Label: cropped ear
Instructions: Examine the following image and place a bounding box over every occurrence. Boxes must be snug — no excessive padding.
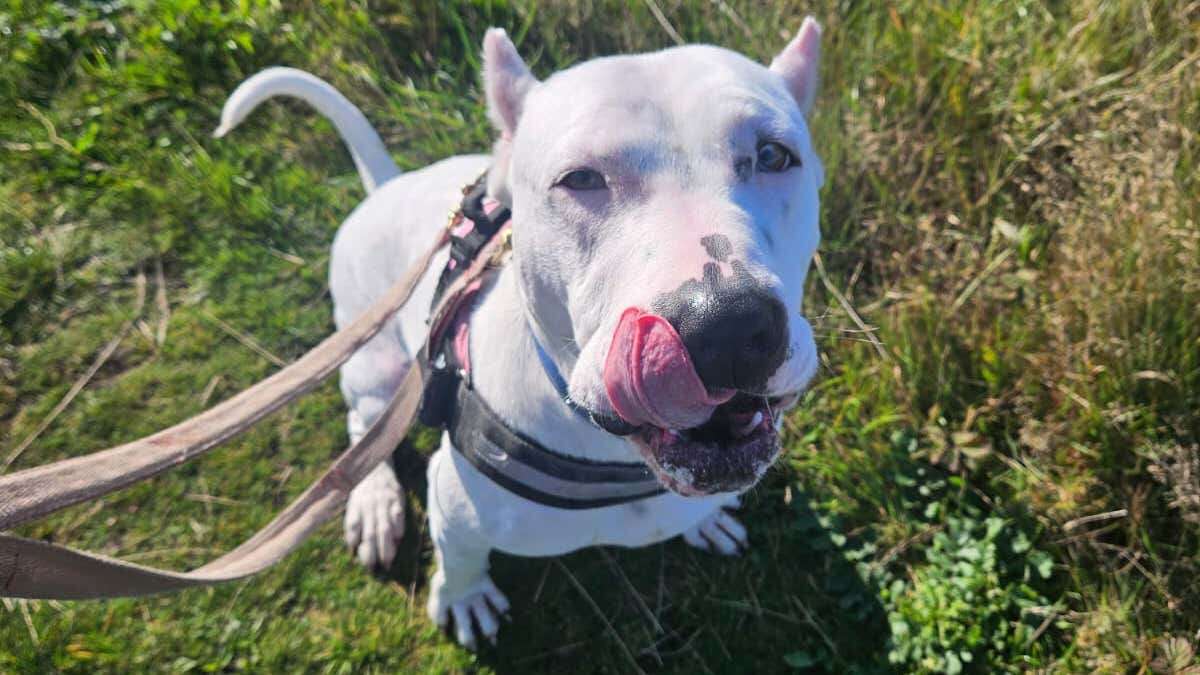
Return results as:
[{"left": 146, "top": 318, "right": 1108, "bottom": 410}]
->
[
  {"left": 769, "top": 17, "right": 821, "bottom": 115},
  {"left": 483, "top": 28, "right": 538, "bottom": 138}
]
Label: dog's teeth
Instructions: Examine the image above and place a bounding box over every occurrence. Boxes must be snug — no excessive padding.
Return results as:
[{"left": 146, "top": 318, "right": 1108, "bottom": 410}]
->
[{"left": 736, "top": 411, "right": 764, "bottom": 437}]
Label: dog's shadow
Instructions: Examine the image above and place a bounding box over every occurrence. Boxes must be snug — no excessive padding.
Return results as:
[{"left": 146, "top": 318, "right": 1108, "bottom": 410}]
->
[{"left": 382, "top": 444, "right": 889, "bottom": 673}]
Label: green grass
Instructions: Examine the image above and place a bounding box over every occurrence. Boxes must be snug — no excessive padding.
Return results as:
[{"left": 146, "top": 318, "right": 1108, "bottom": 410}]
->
[{"left": 2, "top": 1, "right": 1198, "bottom": 672}]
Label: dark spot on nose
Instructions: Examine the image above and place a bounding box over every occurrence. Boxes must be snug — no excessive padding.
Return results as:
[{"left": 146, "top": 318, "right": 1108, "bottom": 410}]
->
[
  {"left": 653, "top": 262, "right": 788, "bottom": 392},
  {"left": 700, "top": 234, "right": 732, "bottom": 262}
]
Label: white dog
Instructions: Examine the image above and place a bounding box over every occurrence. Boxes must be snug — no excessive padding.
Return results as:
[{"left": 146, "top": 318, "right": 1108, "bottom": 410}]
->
[{"left": 216, "top": 17, "right": 822, "bottom": 649}]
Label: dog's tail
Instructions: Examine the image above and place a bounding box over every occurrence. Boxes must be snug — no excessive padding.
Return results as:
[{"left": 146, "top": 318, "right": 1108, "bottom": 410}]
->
[{"left": 214, "top": 67, "right": 401, "bottom": 194}]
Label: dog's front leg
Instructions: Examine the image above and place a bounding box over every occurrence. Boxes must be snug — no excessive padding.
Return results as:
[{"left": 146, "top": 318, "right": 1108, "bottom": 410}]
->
[
  {"left": 338, "top": 332, "right": 415, "bottom": 570},
  {"left": 426, "top": 530, "right": 509, "bottom": 649},
  {"left": 425, "top": 448, "right": 510, "bottom": 649},
  {"left": 343, "top": 396, "right": 405, "bottom": 570}
]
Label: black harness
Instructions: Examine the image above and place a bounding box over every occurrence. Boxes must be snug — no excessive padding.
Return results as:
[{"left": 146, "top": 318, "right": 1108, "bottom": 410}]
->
[{"left": 418, "top": 176, "right": 665, "bottom": 509}]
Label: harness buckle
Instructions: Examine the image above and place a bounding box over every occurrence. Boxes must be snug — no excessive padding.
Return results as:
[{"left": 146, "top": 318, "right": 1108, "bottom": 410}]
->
[{"left": 488, "top": 228, "right": 513, "bottom": 266}]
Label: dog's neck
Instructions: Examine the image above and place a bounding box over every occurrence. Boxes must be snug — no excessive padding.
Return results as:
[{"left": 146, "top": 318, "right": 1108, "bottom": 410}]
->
[{"left": 467, "top": 264, "right": 642, "bottom": 464}]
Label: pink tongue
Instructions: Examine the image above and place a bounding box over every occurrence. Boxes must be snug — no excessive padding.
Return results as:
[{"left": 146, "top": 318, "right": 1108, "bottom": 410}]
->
[{"left": 604, "top": 307, "right": 735, "bottom": 430}]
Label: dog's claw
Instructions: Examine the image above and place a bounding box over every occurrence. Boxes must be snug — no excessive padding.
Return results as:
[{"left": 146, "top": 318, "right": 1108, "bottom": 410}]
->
[
  {"left": 428, "top": 575, "right": 510, "bottom": 650},
  {"left": 683, "top": 498, "right": 748, "bottom": 556}
]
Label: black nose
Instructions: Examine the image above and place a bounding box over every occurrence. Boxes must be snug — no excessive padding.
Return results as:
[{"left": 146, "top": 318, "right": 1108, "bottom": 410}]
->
[{"left": 655, "top": 264, "right": 789, "bottom": 392}]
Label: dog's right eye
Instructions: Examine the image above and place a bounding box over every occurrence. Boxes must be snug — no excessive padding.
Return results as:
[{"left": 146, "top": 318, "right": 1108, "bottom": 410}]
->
[
  {"left": 756, "top": 141, "right": 797, "bottom": 173},
  {"left": 556, "top": 169, "right": 607, "bottom": 191}
]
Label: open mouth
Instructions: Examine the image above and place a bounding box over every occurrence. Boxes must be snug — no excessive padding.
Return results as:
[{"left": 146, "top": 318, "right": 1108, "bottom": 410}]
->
[
  {"left": 628, "top": 392, "right": 793, "bottom": 496},
  {"left": 601, "top": 306, "right": 802, "bottom": 496}
]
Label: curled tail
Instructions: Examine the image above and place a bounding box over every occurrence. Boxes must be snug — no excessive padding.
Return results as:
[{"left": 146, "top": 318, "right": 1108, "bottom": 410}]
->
[{"left": 214, "top": 67, "right": 401, "bottom": 193}]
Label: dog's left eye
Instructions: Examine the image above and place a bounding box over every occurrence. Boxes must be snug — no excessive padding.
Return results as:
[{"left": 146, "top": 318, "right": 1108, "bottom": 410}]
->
[
  {"left": 556, "top": 169, "right": 608, "bottom": 191},
  {"left": 756, "top": 141, "right": 798, "bottom": 173}
]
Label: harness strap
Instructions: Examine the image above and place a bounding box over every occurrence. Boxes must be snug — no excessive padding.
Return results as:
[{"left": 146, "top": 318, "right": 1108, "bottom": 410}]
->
[
  {"left": 420, "top": 177, "right": 511, "bottom": 430},
  {"left": 447, "top": 382, "right": 666, "bottom": 510},
  {"left": 412, "top": 176, "right": 665, "bottom": 509},
  {"left": 432, "top": 175, "right": 510, "bottom": 313}
]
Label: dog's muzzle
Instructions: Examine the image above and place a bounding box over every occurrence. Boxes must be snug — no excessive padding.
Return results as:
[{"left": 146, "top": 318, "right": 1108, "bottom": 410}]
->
[{"left": 601, "top": 293, "right": 792, "bottom": 496}]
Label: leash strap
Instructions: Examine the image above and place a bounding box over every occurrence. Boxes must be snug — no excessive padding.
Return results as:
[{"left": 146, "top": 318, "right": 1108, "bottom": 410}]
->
[
  {"left": 0, "top": 358, "right": 425, "bottom": 599},
  {"left": 0, "top": 217, "right": 511, "bottom": 600},
  {"left": 0, "top": 229, "right": 446, "bottom": 533}
]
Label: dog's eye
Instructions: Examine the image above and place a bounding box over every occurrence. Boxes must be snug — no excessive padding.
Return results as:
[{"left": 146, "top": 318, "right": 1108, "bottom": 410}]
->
[
  {"left": 756, "top": 142, "right": 798, "bottom": 173},
  {"left": 556, "top": 169, "right": 607, "bottom": 191}
]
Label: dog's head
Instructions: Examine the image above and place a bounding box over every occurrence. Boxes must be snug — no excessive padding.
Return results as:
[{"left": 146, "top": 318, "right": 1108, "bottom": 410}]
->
[{"left": 483, "top": 19, "right": 823, "bottom": 497}]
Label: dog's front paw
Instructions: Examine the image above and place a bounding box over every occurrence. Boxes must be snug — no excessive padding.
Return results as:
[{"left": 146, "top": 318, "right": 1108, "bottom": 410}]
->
[
  {"left": 427, "top": 573, "right": 510, "bottom": 650},
  {"left": 682, "top": 496, "right": 748, "bottom": 555},
  {"left": 343, "top": 462, "right": 405, "bottom": 570}
]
